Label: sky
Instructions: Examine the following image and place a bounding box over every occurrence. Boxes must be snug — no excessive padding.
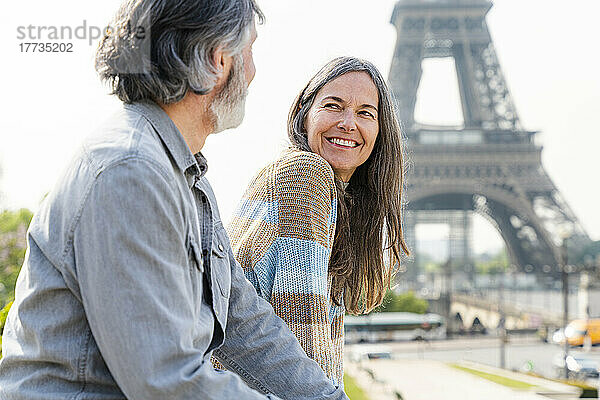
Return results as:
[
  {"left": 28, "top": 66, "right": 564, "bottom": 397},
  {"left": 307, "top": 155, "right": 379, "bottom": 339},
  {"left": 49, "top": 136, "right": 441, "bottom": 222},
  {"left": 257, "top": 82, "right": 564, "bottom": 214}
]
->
[{"left": 1, "top": 0, "right": 599, "bottom": 255}]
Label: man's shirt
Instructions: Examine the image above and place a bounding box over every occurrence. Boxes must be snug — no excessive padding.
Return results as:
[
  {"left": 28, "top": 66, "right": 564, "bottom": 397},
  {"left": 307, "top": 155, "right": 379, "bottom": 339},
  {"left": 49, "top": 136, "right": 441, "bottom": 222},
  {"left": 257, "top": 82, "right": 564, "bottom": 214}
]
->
[{"left": 0, "top": 101, "right": 347, "bottom": 400}]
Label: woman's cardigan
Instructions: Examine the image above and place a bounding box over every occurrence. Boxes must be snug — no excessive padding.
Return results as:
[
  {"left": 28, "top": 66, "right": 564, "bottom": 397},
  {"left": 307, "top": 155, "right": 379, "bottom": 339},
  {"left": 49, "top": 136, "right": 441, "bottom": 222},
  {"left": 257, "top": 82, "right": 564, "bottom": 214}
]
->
[{"left": 227, "top": 150, "right": 345, "bottom": 386}]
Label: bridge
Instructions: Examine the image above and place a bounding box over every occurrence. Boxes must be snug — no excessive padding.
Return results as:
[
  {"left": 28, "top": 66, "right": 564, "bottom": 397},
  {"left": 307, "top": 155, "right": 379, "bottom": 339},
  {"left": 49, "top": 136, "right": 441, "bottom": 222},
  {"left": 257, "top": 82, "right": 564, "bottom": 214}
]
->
[
  {"left": 449, "top": 293, "right": 563, "bottom": 333},
  {"left": 426, "top": 283, "right": 600, "bottom": 333}
]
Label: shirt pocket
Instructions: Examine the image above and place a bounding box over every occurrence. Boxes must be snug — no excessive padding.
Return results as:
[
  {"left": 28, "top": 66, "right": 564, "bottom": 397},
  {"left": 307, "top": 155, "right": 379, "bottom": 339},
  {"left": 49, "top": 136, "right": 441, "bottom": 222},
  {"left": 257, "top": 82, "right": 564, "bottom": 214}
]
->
[
  {"left": 187, "top": 232, "right": 204, "bottom": 311},
  {"left": 210, "top": 225, "right": 231, "bottom": 327},
  {"left": 211, "top": 227, "right": 231, "bottom": 298}
]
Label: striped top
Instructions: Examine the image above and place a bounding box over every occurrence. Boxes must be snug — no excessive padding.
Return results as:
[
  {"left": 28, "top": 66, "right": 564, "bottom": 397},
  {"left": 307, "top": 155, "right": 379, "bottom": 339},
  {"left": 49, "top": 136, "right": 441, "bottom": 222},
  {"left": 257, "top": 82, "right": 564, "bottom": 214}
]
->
[{"left": 227, "top": 149, "right": 345, "bottom": 386}]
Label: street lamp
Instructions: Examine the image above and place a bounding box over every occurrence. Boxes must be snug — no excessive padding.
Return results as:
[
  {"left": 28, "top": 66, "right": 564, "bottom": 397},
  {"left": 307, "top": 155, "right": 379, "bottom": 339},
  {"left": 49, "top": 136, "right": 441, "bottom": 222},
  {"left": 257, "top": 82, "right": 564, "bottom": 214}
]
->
[
  {"left": 561, "top": 234, "right": 570, "bottom": 380},
  {"left": 499, "top": 268, "right": 506, "bottom": 369},
  {"left": 498, "top": 263, "right": 514, "bottom": 370}
]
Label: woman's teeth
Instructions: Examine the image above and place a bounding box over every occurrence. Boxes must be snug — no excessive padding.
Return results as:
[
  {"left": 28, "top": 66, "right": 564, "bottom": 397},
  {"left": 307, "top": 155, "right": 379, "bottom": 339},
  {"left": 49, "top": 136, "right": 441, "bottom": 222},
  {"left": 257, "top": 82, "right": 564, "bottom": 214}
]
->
[{"left": 327, "top": 138, "right": 358, "bottom": 148}]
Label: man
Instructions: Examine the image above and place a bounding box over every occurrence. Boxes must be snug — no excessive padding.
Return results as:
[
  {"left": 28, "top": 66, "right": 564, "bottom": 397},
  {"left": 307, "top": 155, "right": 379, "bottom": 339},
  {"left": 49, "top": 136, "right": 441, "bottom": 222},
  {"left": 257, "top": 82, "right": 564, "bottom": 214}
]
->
[{"left": 0, "top": 1, "right": 349, "bottom": 399}]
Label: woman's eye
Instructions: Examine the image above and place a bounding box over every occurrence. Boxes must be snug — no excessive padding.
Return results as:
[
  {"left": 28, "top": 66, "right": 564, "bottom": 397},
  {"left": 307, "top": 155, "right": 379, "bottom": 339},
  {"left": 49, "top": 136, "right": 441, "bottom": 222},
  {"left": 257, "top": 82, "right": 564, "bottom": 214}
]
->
[
  {"left": 323, "top": 103, "right": 340, "bottom": 110},
  {"left": 359, "top": 110, "right": 375, "bottom": 119}
]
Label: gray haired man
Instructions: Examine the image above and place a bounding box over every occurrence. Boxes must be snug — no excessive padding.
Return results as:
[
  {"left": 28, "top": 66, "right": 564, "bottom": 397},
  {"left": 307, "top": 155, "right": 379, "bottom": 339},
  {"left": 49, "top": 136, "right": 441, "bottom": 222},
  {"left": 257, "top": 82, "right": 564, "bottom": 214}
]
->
[{"left": 0, "top": 1, "right": 349, "bottom": 399}]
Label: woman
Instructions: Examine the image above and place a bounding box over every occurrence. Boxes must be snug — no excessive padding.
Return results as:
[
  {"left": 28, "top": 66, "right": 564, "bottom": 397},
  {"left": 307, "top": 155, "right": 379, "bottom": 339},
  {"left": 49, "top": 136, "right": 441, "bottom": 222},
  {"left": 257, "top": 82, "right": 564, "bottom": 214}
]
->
[{"left": 226, "top": 56, "right": 409, "bottom": 384}]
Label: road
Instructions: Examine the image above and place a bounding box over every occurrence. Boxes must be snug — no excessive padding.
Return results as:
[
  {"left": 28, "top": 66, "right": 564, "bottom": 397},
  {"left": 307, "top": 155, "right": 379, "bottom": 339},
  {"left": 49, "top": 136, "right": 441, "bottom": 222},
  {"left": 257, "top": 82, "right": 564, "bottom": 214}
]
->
[{"left": 346, "top": 336, "right": 600, "bottom": 387}]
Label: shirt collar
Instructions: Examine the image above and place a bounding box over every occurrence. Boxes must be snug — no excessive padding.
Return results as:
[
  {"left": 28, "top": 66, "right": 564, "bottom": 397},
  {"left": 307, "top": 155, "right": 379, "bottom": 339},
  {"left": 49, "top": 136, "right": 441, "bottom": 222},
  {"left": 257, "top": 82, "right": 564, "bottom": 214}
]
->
[{"left": 124, "top": 101, "right": 208, "bottom": 185}]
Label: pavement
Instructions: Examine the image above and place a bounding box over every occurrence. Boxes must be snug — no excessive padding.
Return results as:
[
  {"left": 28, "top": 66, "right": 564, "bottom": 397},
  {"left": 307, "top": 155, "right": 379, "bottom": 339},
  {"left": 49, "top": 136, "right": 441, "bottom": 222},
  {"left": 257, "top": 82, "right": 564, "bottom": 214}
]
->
[
  {"left": 346, "top": 337, "right": 600, "bottom": 388},
  {"left": 345, "top": 358, "right": 584, "bottom": 400}
]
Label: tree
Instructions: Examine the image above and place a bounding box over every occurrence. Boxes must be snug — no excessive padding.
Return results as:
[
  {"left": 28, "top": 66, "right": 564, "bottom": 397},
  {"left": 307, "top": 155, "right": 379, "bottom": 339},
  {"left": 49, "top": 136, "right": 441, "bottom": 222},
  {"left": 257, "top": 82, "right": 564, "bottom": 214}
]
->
[
  {"left": 374, "top": 290, "right": 429, "bottom": 314},
  {"left": 0, "top": 208, "right": 33, "bottom": 309},
  {"left": 0, "top": 300, "right": 12, "bottom": 357},
  {"left": 573, "top": 240, "right": 600, "bottom": 267},
  {"left": 0, "top": 208, "right": 32, "bottom": 358},
  {"left": 416, "top": 251, "right": 442, "bottom": 274},
  {"left": 475, "top": 248, "right": 509, "bottom": 275}
]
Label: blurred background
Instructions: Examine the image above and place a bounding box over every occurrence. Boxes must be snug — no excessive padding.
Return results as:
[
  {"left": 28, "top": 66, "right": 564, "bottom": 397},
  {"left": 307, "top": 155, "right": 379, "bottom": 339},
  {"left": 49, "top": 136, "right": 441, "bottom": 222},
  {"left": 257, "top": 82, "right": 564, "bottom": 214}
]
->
[{"left": 1, "top": 0, "right": 599, "bottom": 398}]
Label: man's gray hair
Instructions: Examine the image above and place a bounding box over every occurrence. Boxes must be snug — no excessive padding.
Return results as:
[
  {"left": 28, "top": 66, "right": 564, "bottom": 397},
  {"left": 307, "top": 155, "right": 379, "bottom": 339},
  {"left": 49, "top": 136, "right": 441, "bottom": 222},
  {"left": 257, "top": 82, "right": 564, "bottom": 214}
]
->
[{"left": 95, "top": 0, "right": 264, "bottom": 104}]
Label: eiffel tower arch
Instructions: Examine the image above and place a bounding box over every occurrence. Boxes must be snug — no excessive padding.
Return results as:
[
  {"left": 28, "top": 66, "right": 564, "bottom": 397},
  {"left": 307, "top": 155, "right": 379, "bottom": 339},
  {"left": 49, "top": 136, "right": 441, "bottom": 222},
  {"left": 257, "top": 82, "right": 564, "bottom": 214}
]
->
[{"left": 388, "top": 0, "right": 589, "bottom": 276}]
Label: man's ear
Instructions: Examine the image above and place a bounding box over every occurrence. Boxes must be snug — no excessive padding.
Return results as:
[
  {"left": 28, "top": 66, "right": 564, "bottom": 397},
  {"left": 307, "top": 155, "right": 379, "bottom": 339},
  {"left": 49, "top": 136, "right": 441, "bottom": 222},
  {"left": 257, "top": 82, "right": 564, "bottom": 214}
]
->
[{"left": 211, "top": 46, "right": 233, "bottom": 90}]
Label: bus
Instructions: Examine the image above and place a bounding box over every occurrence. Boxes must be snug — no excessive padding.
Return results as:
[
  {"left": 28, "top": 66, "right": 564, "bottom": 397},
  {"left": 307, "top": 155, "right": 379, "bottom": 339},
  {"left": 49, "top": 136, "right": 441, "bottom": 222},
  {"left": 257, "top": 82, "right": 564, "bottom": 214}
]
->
[{"left": 344, "top": 312, "right": 446, "bottom": 343}]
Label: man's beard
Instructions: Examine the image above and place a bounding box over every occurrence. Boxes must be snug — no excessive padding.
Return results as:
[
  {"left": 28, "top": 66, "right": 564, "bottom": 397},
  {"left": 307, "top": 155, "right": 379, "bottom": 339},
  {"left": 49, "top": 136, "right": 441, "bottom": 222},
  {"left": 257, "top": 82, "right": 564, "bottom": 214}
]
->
[{"left": 210, "top": 55, "right": 247, "bottom": 134}]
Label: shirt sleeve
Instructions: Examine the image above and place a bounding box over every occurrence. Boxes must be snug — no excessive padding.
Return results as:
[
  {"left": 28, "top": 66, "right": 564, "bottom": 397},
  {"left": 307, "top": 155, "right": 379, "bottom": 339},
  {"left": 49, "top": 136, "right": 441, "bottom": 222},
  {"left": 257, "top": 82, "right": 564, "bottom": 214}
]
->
[
  {"left": 270, "top": 152, "right": 342, "bottom": 385},
  {"left": 73, "top": 158, "right": 276, "bottom": 400}
]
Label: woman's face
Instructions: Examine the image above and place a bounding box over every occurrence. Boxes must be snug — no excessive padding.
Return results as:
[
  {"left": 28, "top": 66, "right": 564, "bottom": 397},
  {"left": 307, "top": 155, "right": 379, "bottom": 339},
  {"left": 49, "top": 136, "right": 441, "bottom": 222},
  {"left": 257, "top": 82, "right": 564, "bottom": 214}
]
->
[{"left": 305, "top": 71, "right": 379, "bottom": 182}]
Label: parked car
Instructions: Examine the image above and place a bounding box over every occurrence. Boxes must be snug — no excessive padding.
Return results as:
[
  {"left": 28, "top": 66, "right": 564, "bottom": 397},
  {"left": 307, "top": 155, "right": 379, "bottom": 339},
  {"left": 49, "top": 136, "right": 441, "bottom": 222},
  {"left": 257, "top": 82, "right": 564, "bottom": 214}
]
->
[
  {"left": 348, "top": 345, "right": 393, "bottom": 362},
  {"left": 552, "top": 352, "right": 600, "bottom": 380},
  {"left": 554, "top": 319, "right": 600, "bottom": 347}
]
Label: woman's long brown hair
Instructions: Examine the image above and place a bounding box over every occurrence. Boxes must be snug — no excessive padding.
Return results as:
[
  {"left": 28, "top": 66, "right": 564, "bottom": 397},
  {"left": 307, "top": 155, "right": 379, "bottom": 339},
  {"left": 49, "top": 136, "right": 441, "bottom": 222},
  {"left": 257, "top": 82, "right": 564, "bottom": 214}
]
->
[{"left": 288, "top": 56, "right": 410, "bottom": 314}]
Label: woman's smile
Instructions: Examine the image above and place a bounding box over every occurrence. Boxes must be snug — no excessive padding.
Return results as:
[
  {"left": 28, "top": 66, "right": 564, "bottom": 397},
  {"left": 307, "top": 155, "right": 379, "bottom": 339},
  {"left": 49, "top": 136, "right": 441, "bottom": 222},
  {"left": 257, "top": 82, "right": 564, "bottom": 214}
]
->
[{"left": 324, "top": 137, "right": 360, "bottom": 148}]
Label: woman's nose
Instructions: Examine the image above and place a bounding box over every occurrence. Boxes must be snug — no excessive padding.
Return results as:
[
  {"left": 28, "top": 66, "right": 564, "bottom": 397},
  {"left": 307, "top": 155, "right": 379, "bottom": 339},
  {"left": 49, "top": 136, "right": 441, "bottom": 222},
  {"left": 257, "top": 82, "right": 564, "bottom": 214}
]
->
[{"left": 337, "top": 110, "right": 357, "bottom": 132}]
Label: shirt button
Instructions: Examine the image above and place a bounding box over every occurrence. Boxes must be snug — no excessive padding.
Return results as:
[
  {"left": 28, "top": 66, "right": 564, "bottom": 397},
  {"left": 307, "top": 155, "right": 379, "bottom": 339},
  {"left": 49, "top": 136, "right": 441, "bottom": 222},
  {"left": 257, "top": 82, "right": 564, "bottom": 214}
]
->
[
  {"left": 215, "top": 310, "right": 219, "bottom": 316},
  {"left": 218, "top": 244, "right": 224, "bottom": 252}
]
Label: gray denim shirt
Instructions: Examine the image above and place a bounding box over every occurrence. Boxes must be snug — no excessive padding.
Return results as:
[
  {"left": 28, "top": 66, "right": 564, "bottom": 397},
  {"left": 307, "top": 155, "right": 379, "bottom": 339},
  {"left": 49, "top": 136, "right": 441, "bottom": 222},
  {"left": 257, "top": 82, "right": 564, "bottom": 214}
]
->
[{"left": 0, "top": 101, "right": 348, "bottom": 400}]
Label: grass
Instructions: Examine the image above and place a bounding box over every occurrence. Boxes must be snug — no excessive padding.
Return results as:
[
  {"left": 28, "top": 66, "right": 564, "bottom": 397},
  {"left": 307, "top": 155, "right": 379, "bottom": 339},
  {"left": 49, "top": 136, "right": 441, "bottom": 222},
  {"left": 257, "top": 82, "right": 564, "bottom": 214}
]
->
[
  {"left": 525, "top": 371, "right": 598, "bottom": 398},
  {"left": 450, "top": 364, "right": 537, "bottom": 390},
  {"left": 344, "top": 373, "right": 370, "bottom": 400}
]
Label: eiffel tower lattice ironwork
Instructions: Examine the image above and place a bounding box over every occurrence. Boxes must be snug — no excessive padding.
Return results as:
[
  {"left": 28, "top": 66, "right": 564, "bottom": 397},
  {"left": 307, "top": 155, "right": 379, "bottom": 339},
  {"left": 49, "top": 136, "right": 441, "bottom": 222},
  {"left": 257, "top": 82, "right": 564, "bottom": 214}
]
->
[{"left": 388, "top": 0, "right": 589, "bottom": 275}]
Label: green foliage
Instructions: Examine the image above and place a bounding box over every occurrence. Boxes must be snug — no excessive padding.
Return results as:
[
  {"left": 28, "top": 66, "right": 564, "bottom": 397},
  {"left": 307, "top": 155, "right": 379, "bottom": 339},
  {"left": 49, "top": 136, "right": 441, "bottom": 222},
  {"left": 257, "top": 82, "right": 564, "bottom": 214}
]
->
[
  {"left": 0, "top": 209, "right": 33, "bottom": 234},
  {"left": 0, "top": 209, "right": 33, "bottom": 309},
  {"left": 475, "top": 248, "right": 509, "bottom": 275},
  {"left": 0, "top": 301, "right": 11, "bottom": 333},
  {"left": 423, "top": 261, "right": 441, "bottom": 273},
  {"left": 416, "top": 252, "right": 442, "bottom": 273},
  {"left": 0, "top": 301, "right": 13, "bottom": 358},
  {"left": 374, "top": 290, "right": 428, "bottom": 314},
  {"left": 343, "top": 373, "right": 370, "bottom": 400},
  {"left": 572, "top": 240, "right": 600, "bottom": 266}
]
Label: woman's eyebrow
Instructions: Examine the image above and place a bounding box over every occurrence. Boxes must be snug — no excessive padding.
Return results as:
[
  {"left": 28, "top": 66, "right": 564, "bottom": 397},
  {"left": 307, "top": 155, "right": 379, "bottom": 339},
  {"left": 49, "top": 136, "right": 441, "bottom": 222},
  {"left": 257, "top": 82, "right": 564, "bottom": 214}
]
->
[
  {"left": 321, "top": 96, "right": 378, "bottom": 112},
  {"left": 322, "top": 96, "right": 344, "bottom": 103},
  {"left": 361, "top": 104, "right": 378, "bottom": 112}
]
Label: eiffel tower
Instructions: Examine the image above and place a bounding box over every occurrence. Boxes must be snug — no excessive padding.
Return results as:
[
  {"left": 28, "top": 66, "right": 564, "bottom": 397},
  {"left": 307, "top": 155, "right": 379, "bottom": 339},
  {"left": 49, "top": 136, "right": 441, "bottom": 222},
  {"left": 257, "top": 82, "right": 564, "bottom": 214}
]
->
[{"left": 388, "top": 0, "right": 589, "bottom": 277}]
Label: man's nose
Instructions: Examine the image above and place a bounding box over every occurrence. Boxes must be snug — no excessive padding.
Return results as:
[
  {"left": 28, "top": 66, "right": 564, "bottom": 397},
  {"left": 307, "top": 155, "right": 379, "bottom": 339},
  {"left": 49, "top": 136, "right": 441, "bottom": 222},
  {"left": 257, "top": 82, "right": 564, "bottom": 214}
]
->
[{"left": 337, "top": 110, "right": 357, "bottom": 132}]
